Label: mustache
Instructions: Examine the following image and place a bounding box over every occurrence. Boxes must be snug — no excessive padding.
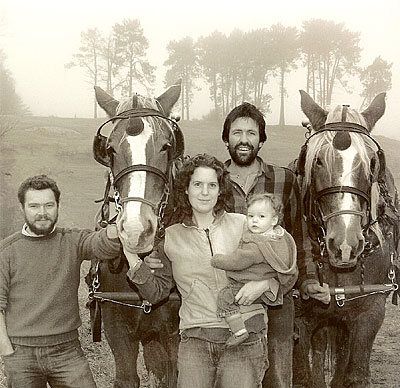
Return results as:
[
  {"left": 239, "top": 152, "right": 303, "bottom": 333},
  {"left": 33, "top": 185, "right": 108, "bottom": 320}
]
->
[{"left": 35, "top": 216, "right": 51, "bottom": 221}]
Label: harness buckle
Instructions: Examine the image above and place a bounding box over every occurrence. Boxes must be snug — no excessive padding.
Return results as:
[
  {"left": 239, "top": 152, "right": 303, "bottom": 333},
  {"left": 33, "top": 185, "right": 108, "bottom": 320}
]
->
[{"left": 335, "top": 291, "right": 346, "bottom": 307}]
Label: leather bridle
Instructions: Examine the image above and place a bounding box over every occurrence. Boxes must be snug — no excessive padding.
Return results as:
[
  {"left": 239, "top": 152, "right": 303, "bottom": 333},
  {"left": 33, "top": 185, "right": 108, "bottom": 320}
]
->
[
  {"left": 302, "top": 122, "right": 384, "bottom": 236},
  {"left": 94, "top": 107, "right": 182, "bottom": 229}
]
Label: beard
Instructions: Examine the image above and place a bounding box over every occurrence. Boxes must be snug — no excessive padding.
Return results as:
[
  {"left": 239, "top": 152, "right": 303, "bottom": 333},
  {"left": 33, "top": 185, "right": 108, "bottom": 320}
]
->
[
  {"left": 228, "top": 142, "right": 259, "bottom": 166},
  {"left": 25, "top": 214, "right": 58, "bottom": 236}
]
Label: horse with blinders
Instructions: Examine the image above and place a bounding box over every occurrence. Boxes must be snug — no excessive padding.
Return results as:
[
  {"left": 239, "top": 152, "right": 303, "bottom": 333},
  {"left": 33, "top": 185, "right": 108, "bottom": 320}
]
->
[
  {"left": 87, "top": 81, "right": 183, "bottom": 388},
  {"left": 293, "top": 90, "right": 399, "bottom": 388}
]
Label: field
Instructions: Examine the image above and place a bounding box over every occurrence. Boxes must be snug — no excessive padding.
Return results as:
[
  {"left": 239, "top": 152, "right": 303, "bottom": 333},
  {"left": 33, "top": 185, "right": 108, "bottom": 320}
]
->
[{"left": 0, "top": 115, "right": 399, "bottom": 387}]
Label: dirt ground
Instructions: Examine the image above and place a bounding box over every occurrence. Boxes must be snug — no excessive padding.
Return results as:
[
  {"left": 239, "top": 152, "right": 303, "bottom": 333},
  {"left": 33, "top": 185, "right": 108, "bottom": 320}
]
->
[{"left": 0, "top": 117, "right": 399, "bottom": 387}]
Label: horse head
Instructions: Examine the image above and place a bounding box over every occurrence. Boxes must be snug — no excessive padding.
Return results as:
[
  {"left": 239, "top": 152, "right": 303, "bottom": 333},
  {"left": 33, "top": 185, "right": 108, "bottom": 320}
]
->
[
  {"left": 94, "top": 81, "right": 183, "bottom": 254},
  {"left": 299, "top": 90, "right": 386, "bottom": 268}
]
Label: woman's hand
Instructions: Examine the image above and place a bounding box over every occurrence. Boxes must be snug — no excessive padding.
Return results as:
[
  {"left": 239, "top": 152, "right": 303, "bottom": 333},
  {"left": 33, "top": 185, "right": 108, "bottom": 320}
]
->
[{"left": 235, "top": 280, "right": 270, "bottom": 306}]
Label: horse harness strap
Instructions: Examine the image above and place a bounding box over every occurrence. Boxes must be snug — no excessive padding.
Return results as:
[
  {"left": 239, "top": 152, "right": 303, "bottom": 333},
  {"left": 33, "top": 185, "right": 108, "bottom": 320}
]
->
[
  {"left": 301, "top": 121, "right": 386, "bottom": 238},
  {"left": 94, "top": 107, "right": 179, "bottom": 228},
  {"left": 95, "top": 108, "right": 180, "bottom": 136}
]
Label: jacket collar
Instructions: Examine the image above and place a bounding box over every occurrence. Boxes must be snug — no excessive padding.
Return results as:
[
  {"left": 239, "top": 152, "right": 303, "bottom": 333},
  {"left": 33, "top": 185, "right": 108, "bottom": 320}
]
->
[{"left": 181, "top": 209, "right": 226, "bottom": 229}]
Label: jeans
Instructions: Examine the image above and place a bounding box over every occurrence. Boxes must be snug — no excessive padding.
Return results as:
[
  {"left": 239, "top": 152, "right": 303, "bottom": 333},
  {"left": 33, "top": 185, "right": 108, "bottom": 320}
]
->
[
  {"left": 263, "top": 293, "right": 294, "bottom": 388},
  {"left": 2, "top": 339, "right": 96, "bottom": 388},
  {"left": 177, "top": 333, "right": 268, "bottom": 388}
]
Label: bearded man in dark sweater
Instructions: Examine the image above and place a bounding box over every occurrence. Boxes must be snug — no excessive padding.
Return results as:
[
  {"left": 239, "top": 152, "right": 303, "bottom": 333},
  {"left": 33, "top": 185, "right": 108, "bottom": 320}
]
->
[{"left": 0, "top": 175, "right": 120, "bottom": 387}]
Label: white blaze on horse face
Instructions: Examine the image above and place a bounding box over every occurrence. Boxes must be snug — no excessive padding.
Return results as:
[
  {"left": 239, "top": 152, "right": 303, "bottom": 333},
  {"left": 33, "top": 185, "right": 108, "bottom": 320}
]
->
[
  {"left": 121, "top": 119, "right": 154, "bottom": 248},
  {"left": 338, "top": 146, "right": 358, "bottom": 228},
  {"left": 338, "top": 146, "right": 358, "bottom": 259}
]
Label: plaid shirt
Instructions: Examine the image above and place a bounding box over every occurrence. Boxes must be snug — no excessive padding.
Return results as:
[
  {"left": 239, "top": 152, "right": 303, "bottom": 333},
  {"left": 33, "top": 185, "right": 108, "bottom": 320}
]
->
[{"left": 225, "top": 157, "right": 316, "bottom": 285}]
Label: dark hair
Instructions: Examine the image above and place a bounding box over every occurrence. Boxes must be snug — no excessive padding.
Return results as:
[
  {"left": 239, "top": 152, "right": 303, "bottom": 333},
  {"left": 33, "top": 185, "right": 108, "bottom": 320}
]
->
[
  {"left": 222, "top": 102, "right": 267, "bottom": 143},
  {"left": 246, "top": 193, "right": 283, "bottom": 224},
  {"left": 174, "top": 154, "right": 231, "bottom": 217},
  {"left": 17, "top": 175, "right": 61, "bottom": 205}
]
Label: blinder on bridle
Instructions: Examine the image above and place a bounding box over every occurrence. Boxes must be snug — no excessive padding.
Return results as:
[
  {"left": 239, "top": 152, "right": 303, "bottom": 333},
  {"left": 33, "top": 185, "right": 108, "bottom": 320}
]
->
[{"left": 297, "top": 110, "right": 387, "bottom": 237}]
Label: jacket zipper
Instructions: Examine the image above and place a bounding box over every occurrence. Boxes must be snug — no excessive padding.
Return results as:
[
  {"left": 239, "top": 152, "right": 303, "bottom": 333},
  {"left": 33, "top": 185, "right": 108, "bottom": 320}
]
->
[{"left": 204, "top": 228, "right": 214, "bottom": 256}]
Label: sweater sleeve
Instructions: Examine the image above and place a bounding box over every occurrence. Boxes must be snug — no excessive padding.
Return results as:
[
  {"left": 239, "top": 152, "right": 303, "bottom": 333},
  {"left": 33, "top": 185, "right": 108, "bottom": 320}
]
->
[
  {"left": 0, "top": 248, "right": 10, "bottom": 311},
  {"left": 126, "top": 242, "right": 175, "bottom": 305},
  {"left": 77, "top": 228, "right": 121, "bottom": 261}
]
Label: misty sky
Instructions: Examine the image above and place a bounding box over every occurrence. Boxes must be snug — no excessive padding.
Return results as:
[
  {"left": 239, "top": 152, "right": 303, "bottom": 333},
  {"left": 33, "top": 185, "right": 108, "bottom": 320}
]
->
[{"left": 2, "top": 0, "right": 400, "bottom": 140}]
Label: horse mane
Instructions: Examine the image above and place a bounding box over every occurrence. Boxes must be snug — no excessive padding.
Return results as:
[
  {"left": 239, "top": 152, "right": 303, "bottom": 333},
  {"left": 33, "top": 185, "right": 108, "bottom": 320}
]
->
[{"left": 303, "top": 105, "right": 384, "bottom": 241}]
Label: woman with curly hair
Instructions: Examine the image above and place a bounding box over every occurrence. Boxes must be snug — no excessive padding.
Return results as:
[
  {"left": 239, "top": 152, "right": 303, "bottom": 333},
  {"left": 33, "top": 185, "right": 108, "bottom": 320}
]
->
[{"left": 124, "top": 154, "right": 269, "bottom": 388}]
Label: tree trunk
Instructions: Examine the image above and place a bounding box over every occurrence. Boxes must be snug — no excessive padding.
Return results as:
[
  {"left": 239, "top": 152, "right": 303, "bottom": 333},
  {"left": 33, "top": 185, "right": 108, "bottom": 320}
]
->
[
  {"left": 327, "top": 56, "right": 340, "bottom": 106},
  {"left": 94, "top": 72, "right": 98, "bottom": 118},
  {"left": 306, "top": 53, "right": 310, "bottom": 94},
  {"left": 213, "top": 72, "right": 218, "bottom": 118},
  {"left": 181, "top": 85, "right": 185, "bottom": 120},
  {"left": 278, "top": 67, "right": 285, "bottom": 128},
  {"left": 185, "top": 79, "right": 190, "bottom": 120}
]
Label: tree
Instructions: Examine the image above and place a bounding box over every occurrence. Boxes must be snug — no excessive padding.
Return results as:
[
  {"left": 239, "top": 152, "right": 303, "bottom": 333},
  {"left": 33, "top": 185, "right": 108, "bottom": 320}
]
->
[
  {"left": 197, "top": 31, "right": 227, "bottom": 119},
  {"left": 360, "top": 56, "right": 392, "bottom": 109},
  {"left": 300, "top": 19, "right": 361, "bottom": 107},
  {"left": 268, "top": 24, "right": 299, "bottom": 127},
  {"left": 66, "top": 28, "right": 103, "bottom": 118},
  {"left": 113, "top": 19, "right": 155, "bottom": 96},
  {"left": 164, "top": 37, "right": 199, "bottom": 120},
  {"left": 99, "top": 32, "right": 124, "bottom": 95}
]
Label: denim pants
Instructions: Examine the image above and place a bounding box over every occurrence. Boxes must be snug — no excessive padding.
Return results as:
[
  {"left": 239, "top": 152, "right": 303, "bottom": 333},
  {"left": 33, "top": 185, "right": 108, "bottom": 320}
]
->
[
  {"left": 177, "top": 333, "right": 268, "bottom": 388},
  {"left": 263, "top": 293, "right": 294, "bottom": 388},
  {"left": 2, "top": 339, "right": 96, "bottom": 388}
]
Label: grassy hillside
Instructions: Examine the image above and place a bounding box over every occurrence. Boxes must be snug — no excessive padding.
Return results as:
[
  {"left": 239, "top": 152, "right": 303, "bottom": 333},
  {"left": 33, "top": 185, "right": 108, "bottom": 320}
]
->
[
  {"left": 0, "top": 116, "right": 399, "bottom": 387},
  {"left": 1, "top": 116, "right": 399, "bottom": 238}
]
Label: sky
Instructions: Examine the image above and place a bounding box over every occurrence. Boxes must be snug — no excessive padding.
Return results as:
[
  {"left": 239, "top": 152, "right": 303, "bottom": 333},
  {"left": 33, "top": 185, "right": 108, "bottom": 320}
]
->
[{"left": 2, "top": 0, "right": 400, "bottom": 140}]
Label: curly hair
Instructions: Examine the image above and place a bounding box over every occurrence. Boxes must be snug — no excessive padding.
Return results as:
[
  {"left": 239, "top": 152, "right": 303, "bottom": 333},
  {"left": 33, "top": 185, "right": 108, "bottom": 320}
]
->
[
  {"left": 174, "top": 154, "right": 232, "bottom": 217},
  {"left": 18, "top": 174, "right": 61, "bottom": 205},
  {"left": 246, "top": 193, "right": 284, "bottom": 224},
  {"left": 222, "top": 102, "right": 267, "bottom": 143}
]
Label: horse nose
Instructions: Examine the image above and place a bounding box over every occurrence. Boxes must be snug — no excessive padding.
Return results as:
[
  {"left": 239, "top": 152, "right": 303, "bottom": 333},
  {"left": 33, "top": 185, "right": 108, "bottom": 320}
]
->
[
  {"left": 118, "top": 207, "right": 157, "bottom": 252},
  {"left": 326, "top": 229, "right": 365, "bottom": 265}
]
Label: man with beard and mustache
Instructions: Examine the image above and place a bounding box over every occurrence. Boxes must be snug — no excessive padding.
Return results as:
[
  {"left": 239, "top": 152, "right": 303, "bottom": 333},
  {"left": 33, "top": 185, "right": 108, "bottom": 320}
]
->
[
  {"left": 0, "top": 175, "right": 120, "bottom": 387},
  {"left": 222, "top": 102, "right": 330, "bottom": 388}
]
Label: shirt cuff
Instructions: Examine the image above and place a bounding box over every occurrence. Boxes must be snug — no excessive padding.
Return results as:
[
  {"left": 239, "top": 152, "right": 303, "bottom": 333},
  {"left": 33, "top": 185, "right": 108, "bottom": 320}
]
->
[{"left": 127, "top": 262, "right": 153, "bottom": 284}]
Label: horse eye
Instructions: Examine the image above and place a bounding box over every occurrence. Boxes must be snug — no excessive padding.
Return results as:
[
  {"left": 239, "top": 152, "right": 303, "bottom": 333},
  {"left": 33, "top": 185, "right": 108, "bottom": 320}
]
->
[
  {"left": 315, "top": 158, "right": 323, "bottom": 167},
  {"left": 161, "top": 143, "right": 172, "bottom": 152}
]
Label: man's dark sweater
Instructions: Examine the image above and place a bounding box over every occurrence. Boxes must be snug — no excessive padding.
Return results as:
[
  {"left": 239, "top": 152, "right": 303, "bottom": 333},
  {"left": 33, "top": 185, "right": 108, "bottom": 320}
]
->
[{"left": 0, "top": 227, "right": 120, "bottom": 346}]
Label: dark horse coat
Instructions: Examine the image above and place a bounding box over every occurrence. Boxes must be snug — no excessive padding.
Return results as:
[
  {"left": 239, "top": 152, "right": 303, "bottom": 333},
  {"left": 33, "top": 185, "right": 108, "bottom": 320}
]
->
[{"left": 292, "top": 91, "right": 399, "bottom": 388}]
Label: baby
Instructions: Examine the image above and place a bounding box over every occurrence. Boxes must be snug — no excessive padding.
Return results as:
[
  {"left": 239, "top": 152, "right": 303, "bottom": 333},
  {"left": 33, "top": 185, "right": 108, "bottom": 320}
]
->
[{"left": 211, "top": 193, "right": 298, "bottom": 347}]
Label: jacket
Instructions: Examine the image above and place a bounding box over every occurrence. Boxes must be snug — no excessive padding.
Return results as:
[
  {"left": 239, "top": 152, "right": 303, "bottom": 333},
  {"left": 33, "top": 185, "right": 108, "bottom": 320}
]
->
[{"left": 128, "top": 211, "right": 266, "bottom": 331}]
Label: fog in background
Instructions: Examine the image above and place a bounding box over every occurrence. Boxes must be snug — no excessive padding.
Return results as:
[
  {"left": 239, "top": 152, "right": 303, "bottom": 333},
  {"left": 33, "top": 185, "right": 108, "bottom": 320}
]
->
[{"left": 2, "top": 0, "right": 400, "bottom": 140}]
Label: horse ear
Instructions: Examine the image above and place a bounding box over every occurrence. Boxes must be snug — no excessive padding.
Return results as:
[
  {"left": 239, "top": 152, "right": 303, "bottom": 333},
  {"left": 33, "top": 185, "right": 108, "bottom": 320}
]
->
[
  {"left": 299, "top": 90, "right": 328, "bottom": 130},
  {"left": 156, "top": 79, "right": 182, "bottom": 116},
  {"left": 94, "top": 86, "right": 119, "bottom": 117},
  {"left": 361, "top": 92, "right": 386, "bottom": 132}
]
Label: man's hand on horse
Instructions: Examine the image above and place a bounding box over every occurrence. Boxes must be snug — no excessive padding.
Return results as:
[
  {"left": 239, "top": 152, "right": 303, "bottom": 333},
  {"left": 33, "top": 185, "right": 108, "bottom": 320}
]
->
[
  {"left": 144, "top": 251, "right": 164, "bottom": 273},
  {"left": 106, "top": 224, "right": 119, "bottom": 239},
  {"left": 301, "top": 281, "right": 331, "bottom": 304}
]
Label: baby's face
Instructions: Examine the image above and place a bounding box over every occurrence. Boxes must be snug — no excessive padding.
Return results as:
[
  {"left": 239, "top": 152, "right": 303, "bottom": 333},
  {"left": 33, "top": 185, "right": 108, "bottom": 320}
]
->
[{"left": 246, "top": 200, "right": 277, "bottom": 234}]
